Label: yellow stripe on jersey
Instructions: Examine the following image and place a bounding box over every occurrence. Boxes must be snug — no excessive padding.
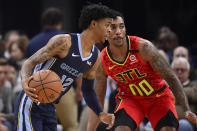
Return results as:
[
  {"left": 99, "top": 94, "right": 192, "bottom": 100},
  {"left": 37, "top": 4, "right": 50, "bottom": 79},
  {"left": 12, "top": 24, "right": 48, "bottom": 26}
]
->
[
  {"left": 114, "top": 90, "right": 123, "bottom": 113},
  {"left": 48, "top": 58, "right": 57, "bottom": 69},
  {"left": 17, "top": 94, "right": 25, "bottom": 131},
  {"left": 29, "top": 102, "right": 34, "bottom": 131},
  {"left": 106, "top": 36, "right": 131, "bottom": 65}
]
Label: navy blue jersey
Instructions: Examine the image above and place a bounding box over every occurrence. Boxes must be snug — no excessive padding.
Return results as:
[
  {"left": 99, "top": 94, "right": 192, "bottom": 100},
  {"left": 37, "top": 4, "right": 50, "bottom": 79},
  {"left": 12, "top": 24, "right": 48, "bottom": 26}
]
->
[
  {"left": 14, "top": 33, "right": 99, "bottom": 131},
  {"left": 33, "top": 33, "right": 98, "bottom": 102}
]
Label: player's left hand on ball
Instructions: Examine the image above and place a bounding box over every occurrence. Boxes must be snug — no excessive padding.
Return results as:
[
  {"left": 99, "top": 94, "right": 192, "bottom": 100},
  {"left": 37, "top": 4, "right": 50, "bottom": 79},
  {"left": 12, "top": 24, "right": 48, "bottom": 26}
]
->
[
  {"left": 184, "top": 110, "right": 197, "bottom": 126},
  {"left": 22, "top": 76, "right": 38, "bottom": 102},
  {"left": 99, "top": 112, "right": 115, "bottom": 129}
]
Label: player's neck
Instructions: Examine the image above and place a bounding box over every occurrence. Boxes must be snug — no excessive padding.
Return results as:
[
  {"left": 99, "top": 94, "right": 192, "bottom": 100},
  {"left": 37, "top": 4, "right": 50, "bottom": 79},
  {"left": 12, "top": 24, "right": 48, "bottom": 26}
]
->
[
  {"left": 80, "top": 30, "right": 96, "bottom": 57},
  {"left": 109, "top": 38, "right": 128, "bottom": 61}
]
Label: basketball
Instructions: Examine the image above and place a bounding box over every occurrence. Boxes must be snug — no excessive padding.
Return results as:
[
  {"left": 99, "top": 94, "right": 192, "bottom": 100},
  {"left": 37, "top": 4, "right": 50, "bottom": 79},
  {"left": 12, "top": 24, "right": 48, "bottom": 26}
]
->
[{"left": 29, "top": 70, "right": 62, "bottom": 103}]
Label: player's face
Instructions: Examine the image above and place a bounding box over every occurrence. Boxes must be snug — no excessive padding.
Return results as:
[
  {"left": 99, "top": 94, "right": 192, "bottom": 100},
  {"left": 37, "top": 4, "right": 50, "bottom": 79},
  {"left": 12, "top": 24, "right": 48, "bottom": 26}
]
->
[
  {"left": 108, "top": 16, "right": 126, "bottom": 47},
  {"left": 94, "top": 18, "right": 112, "bottom": 43}
]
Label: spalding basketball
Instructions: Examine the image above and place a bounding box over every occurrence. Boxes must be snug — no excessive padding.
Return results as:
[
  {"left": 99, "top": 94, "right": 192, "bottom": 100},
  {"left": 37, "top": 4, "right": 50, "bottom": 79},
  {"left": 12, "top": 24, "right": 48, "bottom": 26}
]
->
[{"left": 29, "top": 70, "right": 62, "bottom": 103}]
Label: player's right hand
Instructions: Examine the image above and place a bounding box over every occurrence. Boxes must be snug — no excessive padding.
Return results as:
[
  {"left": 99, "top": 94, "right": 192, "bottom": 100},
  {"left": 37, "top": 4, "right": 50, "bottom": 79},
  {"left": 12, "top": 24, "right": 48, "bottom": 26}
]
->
[
  {"left": 99, "top": 112, "right": 115, "bottom": 129},
  {"left": 22, "top": 76, "right": 38, "bottom": 102}
]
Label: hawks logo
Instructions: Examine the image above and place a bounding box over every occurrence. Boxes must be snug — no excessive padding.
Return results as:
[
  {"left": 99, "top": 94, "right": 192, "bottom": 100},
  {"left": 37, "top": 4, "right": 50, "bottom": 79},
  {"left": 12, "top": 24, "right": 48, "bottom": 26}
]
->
[{"left": 130, "top": 55, "right": 138, "bottom": 64}]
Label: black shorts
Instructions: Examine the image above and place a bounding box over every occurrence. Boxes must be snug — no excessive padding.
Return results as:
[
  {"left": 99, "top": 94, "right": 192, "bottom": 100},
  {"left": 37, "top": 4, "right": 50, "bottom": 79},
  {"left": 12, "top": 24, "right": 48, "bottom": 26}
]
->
[
  {"left": 96, "top": 109, "right": 178, "bottom": 131},
  {"left": 155, "top": 110, "right": 179, "bottom": 131},
  {"left": 96, "top": 109, "right": 136, "bottom": 131}
]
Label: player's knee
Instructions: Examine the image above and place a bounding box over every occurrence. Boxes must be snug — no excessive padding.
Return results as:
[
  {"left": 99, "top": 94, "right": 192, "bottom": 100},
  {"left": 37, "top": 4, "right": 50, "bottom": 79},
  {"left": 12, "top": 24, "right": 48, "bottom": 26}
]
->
[{"left": 115, "top": 126, "right": 132, "bottom": 131}]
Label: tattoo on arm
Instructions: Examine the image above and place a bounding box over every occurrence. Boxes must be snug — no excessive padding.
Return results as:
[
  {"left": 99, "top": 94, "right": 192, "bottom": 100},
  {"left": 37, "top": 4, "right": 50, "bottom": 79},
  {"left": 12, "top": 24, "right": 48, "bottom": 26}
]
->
[
  {"left": 94, "top": 63, "right": 107, "bottom": 109},
  {"left": 30, "top": 35, "right": 67, "bottom": 64},
  {"left": 21, "top": 35, "right": 68, "bottom": 80},
  {"left": 141, "top": 40, "right": 190, "bottom": 111},
  {"left": 47, "top": 36, "right": 68, "bottom": 56}
]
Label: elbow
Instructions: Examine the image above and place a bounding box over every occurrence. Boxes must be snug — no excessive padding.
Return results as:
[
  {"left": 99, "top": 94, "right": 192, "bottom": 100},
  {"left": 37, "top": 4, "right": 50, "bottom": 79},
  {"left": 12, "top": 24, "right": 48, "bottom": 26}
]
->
[
  {"left": 21, "top": 59, "right": 35, "bottom": 74},
  {"left": 24, "top": 59, "right": 35, "bottom": 68}
]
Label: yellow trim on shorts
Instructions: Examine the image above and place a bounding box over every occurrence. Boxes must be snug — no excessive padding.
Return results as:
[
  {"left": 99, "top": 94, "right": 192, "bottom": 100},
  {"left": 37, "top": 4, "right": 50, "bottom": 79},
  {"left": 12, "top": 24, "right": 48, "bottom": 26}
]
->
[
  {"left": 29, "top": 102, "right": 34, "bottom": 131},
  {"left": 106, "top": 36, "right": 131, "bottom": 65},
  {"left": 17, "top": 94, "right": 25, "bottom": 131},
  {"left": 48, "top": 58, "right": 57, "bottom": 69}
]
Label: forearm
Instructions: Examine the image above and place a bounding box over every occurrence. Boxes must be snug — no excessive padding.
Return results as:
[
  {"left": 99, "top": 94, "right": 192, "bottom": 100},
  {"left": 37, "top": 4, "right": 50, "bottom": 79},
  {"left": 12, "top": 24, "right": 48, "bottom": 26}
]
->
[
  {"left": 166, "top": 75, "right": 190, "bottom": 112},
  {"left": 87, "top": 109, "right": 100, "bottom": 131},
  {"left": 139, "top": 39, "right": 190, "bottom": 112},
  {"left": 94, "top": 78, "right": 107, "bottom": 109},
  {"left": 86, "top": 62, "right": 108, "bottom": 130},
  {"left": 82, "top": 78, "right": 103, "bottom": 116},
  {"left": 21, "top": 60, "right": 35, "bottom": 80},
  {"left": 86, "top": 81, "right": 104, "bottom": 131}
]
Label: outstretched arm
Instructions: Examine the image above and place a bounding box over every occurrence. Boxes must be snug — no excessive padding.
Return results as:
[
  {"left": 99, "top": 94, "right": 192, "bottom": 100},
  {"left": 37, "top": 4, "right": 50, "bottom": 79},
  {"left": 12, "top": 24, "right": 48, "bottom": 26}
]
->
[
  {"left": 139, "top": 38, "right": 197, "bottom": 125},
  {"left": 21, "top": 34, "right": 71, "bottom": 102},
  {"left": 82, "top": 52, "right": 114, "bottom": 130},
  {"left": 87, "top": 56, "right": 108, "bottom": 131}
]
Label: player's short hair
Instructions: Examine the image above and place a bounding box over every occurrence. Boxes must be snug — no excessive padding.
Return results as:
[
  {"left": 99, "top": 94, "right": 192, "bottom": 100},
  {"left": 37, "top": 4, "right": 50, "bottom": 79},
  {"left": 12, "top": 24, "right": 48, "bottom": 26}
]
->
[
  {"left": 113, "top": 10, "right": 125, "bottom": 20},
  {"left": 78, "top": 4, "right": 116, "bottom": 31},
  {"left": 41, "top": 7, "right": 63, "bottom": 27}
]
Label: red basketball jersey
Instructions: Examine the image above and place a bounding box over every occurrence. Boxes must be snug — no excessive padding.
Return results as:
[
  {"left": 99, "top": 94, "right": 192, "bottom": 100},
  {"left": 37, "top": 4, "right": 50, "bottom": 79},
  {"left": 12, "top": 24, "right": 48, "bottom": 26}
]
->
[{"left": 101, "top": 36, "right": 168, "bottom": 97}]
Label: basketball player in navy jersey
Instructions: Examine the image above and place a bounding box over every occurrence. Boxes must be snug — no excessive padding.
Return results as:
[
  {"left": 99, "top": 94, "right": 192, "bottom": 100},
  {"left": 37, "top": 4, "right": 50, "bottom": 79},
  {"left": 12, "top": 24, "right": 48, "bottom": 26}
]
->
[{"left": 14, "top": 4, "right": 116, "bottom": 131}]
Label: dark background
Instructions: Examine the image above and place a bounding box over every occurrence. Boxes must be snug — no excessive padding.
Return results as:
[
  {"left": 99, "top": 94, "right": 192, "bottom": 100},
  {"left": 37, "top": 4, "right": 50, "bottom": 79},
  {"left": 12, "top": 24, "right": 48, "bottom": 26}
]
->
[{"left": 0, "top": 0, "right": 197, "bottom": 46}]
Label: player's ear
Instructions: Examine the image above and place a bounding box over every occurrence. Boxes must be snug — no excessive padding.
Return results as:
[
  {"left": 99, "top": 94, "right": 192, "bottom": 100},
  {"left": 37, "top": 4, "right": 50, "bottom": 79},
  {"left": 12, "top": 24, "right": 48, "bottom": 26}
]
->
[{"left": 90, "top": 20, "right": 97, "bottom": 29}]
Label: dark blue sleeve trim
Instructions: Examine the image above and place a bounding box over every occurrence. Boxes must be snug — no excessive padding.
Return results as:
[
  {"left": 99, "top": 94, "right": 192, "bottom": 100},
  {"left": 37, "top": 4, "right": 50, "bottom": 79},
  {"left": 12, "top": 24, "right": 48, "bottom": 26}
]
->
[{"left": 81, "top": 78, "right": 103, "bottom": 116}]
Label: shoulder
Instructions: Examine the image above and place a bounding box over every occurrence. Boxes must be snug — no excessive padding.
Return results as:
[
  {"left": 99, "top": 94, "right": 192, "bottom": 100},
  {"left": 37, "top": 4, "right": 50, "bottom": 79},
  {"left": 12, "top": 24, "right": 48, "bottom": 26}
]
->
[
  {"left": 100, "top": 47, "right": 107, "bottom": 56},
  {"left": 100, "top": 47, "right": 108, "bottom": 63},
  {"left": 93, "top": 45, "right": 99, "bottom": 55},
  {"left": 138, "top": 38, "right": 153, "bottom": 50},
  {"left": 95, "top": 49, "right": 101, "bottom": 64},
  {"left": 90, "top": 46, "right": 101, "bottom": 66},
  {"left": 49, "top": 34, "right": 72, "bottom": 48},
  {"left": 138, "top": 38, "right": 158, "bottom": 62},
  {"left": 41, "top": 34, "right": 72, "bottom": 58},
  {"left": 52, "top": 34, "right": 71, "bottom": 41},
  {"left": 128, "top": 36, "right": 141, "bottom": 43}
]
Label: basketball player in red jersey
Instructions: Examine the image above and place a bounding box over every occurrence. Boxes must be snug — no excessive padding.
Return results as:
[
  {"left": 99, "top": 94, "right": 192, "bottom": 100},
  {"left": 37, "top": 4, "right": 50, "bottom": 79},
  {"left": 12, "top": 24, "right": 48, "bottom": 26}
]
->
[{"left": 88, "top": 12, "right": 197, "bottom": 131}]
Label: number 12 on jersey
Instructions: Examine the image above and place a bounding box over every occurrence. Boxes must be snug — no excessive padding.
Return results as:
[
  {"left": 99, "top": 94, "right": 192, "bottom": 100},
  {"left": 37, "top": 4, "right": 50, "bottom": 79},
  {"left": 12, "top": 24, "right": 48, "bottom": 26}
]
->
[{"left": 61, "top": 75, "right": 74, "bottom": 91}]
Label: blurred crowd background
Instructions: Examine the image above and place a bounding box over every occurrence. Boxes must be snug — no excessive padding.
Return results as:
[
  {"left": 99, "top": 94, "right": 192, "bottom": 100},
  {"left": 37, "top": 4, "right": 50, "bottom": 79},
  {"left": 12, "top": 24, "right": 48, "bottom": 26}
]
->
[
  {"left": 0, "top": 0, "right": 197, "bottom": 131},
  {"left": 0, "top": 0, "right": 197, "bottom": 44}
]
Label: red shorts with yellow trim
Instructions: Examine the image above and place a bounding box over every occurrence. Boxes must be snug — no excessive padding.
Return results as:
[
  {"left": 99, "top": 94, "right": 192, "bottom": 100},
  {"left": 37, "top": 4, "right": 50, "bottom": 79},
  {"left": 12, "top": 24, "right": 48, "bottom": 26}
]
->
[{"left": 114, "top": 88, "right": 178, "bottom": 129}]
